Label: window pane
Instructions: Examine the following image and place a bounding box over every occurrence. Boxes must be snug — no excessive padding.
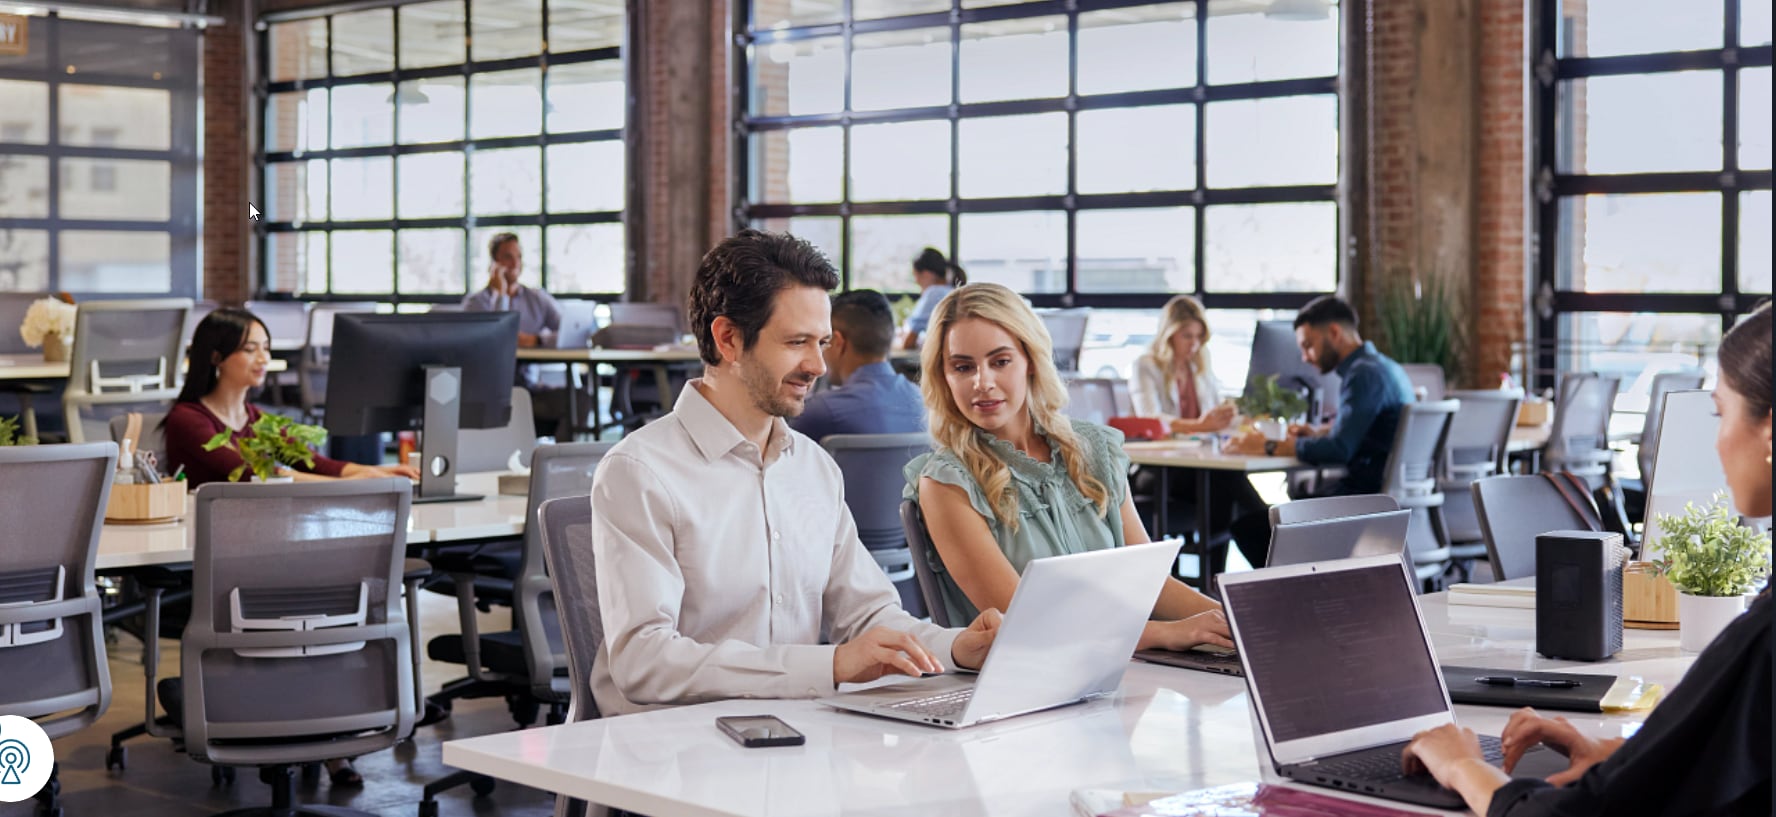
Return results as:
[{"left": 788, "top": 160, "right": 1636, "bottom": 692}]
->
[
  {"left": 1561, "top": 72, "right": 1722, "bottom": 174},
  {"left": 753, "top": 217, "right": 841, "bottom": 271},
  {"left": 400, "top": 1, "right": 467, "bottom": 69},
  {"left": 1557, "top": 193, "right": 1720, "bottom": 292},
  {"left": 265, "top": 89, "right": 327, "bottom": 153},
  {"left": 1206, "top": 0, "right": 1339, "bottom": 84},
  {"left": 850, "top": 214, "right": 949, "bottom": 294},
  {"left": 1207, "top": 96, "right": 1337, "bottom": 187},
  {"left": 753, "top": 36, "right": 844, "bottom": 116},
  {"left": 0, "top": 81, "right": 49, "bottom": 144},
  {"left": 331, "top": 157, "right": 394, "bottom": 221},
  {"left": 269, "top": 18, "right": 328, "bottom": 83},
  {"left": 331, "top": 84, "right": 395, "bottom": 149},
  {"left": 61, "top": 20, "right": 194, "bottom": 81},
  {"left": 269, "top": 232, "right": 328, "bottom": 294},
  {"left": 470, "top": 147, "right": 542, "bottom": 215},
  {"left": 471, "top": 69, "right": 542, "bottom": 139},
  {"left": 332, "top": 8, "right": 394, "bottom": 76},
  {"left": 472, "top": 0, "right": 542, "bottom": 61},
  {"left": 548, "top": 60, "right": 624, "bottom": 132},
  {"left": 1077, "top": 207, "right": 1194, "bottom": 293},
  {"left": 1740, "top": 191, "right": 1771, "bottom": 293},
  {"left": 752, "top": 0, "right": 843, "bottom": 29},
  {"left": 265, "top": 160, "right": 327, "bottom": 223},
  {"left": 854, "top": 0, "right": 947, "bottom": 20},
  {"left": 0, "top": 229, "right": 49, "bottom": 290},
  {"left": 751, "top": 127, "right": 842, "bottom": 204},
  {"left": 853, "top": 28, "right": 951, "bottom": 112},
  {"left": 60, "top": 231, "right": 170, "bottom": 292},
  {"left": 1748, "top": 0, "right": 1774, "bottom": 47},
  {"left": 1741, "top": 68, "right": 1771, "bottom": 171},
  {"left": 1204, "top": 202, "right": 1336, "bottom": 292},
  {"left": 397, "top": 76, "right": 465, "bottom": 144},
  {"left": 397, "top": 228, "right": 466, "bottom": 294},
  {"left": 0, "top": 156, "right": 49, "bottom": 218},
  {"left": 546, "top": 224, "right": 625, "bottom": 293},
  {"left": 330, "top": 231, "right": 394, "bottom": 294},
  {"left": 61, "top": 159, "right": 168, "bottom": 220},
  {"left": 851, "top": 120, "right": 950, "bottom": 201},
  {"left": 397, "top": 153, "right": 464, "bottom": 219},
  {"left": 959, "top": 113, "right": 1067, "bottom": 198},
  {"left": 550, "top": 0, "right": 624, "bottom": 52},
  {"left": 1079, "top": 4, "right": 1197, "bottom": 95},
  {"left": 959, "top": 16, "right": 1068, "bottom": 104},
  {"left": 1562, "top": 0, "right": 1722, "bottom": 57},
  {"left": 1077, "top": 105, "right": 1195, "bottom": 194},
  {"left": 1558, "top": 314, "right": 1721, "bottom": 399},
  {"left": 60, "top": 85, "right": 170, "bottom": 150},
  {"left": 547, "top": 141, "right": 625, "bottom": 212},
  {"left": 958, "top": 211, "right": 1067, "bottom": 294}
]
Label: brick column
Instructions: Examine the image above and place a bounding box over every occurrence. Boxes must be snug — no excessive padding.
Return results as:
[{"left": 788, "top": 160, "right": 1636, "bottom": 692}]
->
[
  {"left": 203, "top": 0, "right": 252, "bottom": 305},
  {"left": 636, "top": 0, "right": 730, "bottom": 308}
]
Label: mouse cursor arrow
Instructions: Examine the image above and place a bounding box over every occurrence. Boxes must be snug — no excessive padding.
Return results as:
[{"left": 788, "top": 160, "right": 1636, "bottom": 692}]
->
[{"left": 249, "top": 203, "right": 262, "bottom": 222}]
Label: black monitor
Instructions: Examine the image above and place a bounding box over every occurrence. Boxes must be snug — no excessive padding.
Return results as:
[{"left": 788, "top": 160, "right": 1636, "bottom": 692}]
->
[
  {"left": 1245, "top": 320, "right": 1335, "bottom": 422},
  {"left": 326, "top": 311, "right": 519, "bottom": 502}
]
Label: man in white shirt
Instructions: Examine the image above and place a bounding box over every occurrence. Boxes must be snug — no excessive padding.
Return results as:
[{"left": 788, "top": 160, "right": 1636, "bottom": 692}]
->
[{"left": 589, "top": 229, "right": 1001, "bottom": 717}]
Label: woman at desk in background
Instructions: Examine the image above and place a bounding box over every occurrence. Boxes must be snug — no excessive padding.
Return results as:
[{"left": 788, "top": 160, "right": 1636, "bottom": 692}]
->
[
  {"left": 900, "top": 247, "right": 966, "bottom": 350},
  {"left": 164, "top": 308, "right": 420, "bottom": 489},
  {"left": 1402, "top": 301, "right": 1772, "bottom": 817},
  {"left": 1128, "top": 295, "right": 1267, "bottom": 572},
  {"left": 904, "top": 283, "right": 1231, "bottom": 651}
]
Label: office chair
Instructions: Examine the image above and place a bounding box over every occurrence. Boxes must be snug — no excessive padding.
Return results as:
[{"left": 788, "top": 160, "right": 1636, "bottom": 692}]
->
[
  {"left": 62, "top": 298, "right": 192, "bottom": 443},
  {"left": 297, "top": 302, "right": 376, "bottom": 423},
  {"left": 1472, "top": 474, "right": 1602, "bottom": 581},
  {"left": 1620, "top": 370, "right": 1707, "bottom": 523},
  {"left": 534, "top": 496, "right": 600, "bottom": 817},
  {"left": 1399, "top": 364, "right": 1447, "bottom": 402},
  {"left": 821, "top": 433, "right": 934, "bottom": 617},
  {"left": 1379, "top": 399, "right": 1459, "bottom": 591},
  {"left": 0, "top": 442, "right": 116, "bottom": 817},
  {"left": 1542, "top": 372, "right": 1618, "bottom": 489},
  {"left": 899, "top": 500, "right": 952, "bottom": 628},
  {"left": 1436, "top": 390, "right": 1523, "bottom": 581}
]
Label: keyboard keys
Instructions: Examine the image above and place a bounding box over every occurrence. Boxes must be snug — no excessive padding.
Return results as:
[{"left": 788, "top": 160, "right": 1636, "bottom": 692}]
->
[{"left": 886, "top": 688, "right": 974, "bottom": 718}]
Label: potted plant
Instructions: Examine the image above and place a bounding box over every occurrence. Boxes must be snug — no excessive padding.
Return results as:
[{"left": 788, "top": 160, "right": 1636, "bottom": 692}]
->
[
  {"left": 19, "top": 296, "right": 77, "bottom": 362},
  {"left": 1651, "top": 492, "right": 1772, "bottom": 652},
  {"left": 1237, "top": 374, "right": 1309, "bottom": 441},
  {"left": 0, "top": 414, "right": 36, "bottom": 446},
  {"left": 1377, "top": 275, "right": 1465, "bottom": 386},
  {"left": 202, "top": 412, "right": 329, "bottom": 483}
]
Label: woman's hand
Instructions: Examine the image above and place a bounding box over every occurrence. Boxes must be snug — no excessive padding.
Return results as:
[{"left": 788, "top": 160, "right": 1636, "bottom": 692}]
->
[
  {"left": 1402, "top": 723, "right": 1488, "bottom": 782},
  {"left": 1500, "top": 707, "right": 1622, "bottom": 785},
  {"left": 1144, "top": 608, "right": 1233, "bottom": 651},
  {"left": 341, "top": 463, "right": 421, "bottom": 480},
  {"left": 1202, "top": 402, "right": 1237, "bottom": 430}
]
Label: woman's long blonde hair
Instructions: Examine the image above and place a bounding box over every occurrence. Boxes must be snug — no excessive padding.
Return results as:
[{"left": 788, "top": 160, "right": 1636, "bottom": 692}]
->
[
  {"left": 919, "top": 283, "right": 1111, "bottom": 531},
  {"left": 1147, "top": 294, "right": 1212, "bottom": 398}
]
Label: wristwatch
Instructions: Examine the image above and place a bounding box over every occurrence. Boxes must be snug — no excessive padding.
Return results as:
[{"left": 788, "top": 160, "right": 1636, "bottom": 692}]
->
[{"left": 1263, "top": 439, "right": 1279, "bottom": 456}]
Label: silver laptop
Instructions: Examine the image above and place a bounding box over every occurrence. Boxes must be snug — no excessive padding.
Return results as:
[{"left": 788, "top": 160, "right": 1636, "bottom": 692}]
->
[
  {"left": 1266, "top": 509, "right": 1412, "bottom": 567},
  {"left": 822, "top": 540, "right": 1178, "bottom": 729},
  {"left": 1221, "top": 555, "right": 1562, "bottom": 809},
  {"left": 554, "top": 300, "right": 599, "bottom": 349}
]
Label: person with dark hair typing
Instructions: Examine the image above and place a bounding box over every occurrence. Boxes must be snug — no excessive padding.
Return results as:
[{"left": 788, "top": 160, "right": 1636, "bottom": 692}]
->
[
  {"left": 901, "top": 246, "right": 967, "bottom": 351},
  {"left": 788, "top": 289, "right": 925, "bottom": 441}
]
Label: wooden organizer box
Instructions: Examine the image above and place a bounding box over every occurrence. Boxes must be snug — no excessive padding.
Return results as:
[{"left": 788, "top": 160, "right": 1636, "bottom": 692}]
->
[
  {"left": 105, "top": 479, "right": 187, "bottom": 524},
  {"left": 1623, "top": 561, "right": 1680, "bottom": 630}
]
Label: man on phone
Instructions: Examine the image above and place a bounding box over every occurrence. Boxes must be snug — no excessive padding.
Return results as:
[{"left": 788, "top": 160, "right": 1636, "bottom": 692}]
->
[{"left": 462, "top": 232, "right": 561, "bottom": 349}]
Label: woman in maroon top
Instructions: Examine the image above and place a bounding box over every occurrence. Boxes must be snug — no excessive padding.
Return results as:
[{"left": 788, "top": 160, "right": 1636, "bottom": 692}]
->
[{"left": 164, "top": 307, "right": 418, "bottom": 488}]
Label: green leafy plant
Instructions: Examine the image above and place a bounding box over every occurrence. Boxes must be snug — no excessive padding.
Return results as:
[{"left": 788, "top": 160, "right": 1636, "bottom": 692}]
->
[
  {"left": 1236, "top": 374, "right": 1310, "bottom": 421},
  {"left": 1652, "top": 492, "right": 1772, "bottom": 597},
  {"left": 1377, "top": 275, "right": 1465, "bottom": 383},
  {"left": 202, "top": 412, "right": 328, "bottom": 483},
  {"left": 0, "top": 414, "right": 37, "bottom": 446},
  {"left": 890, "top": 294, "right": 918, "bottom": 327}
]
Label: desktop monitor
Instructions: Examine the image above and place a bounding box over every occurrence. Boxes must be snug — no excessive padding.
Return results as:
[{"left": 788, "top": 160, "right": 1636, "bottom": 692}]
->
[
  {"left": 326, "top": 311, "right": 519, "bottom": 502},
  {"left": 1245, "top": 320, "right": 1334, "bottom": 421}
]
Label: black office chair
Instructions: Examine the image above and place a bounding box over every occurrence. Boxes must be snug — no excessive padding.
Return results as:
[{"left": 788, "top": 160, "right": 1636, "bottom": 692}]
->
[{"left": 899, "top": 500, "right": 952, "bottom": 628}]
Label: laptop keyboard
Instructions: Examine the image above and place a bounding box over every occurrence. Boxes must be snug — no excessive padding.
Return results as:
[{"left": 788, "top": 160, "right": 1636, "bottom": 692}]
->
[
  {"left": 1315, "top": 735, "right": 1506, "bottom": 783},
  {"left": 885, "top": 688, "right": 974, "bottom": 720}
]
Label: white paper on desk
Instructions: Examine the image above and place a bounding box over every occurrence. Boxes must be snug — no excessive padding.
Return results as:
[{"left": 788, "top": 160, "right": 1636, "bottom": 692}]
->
[{"left": 1446, "top": 582, "right": 1536, "bottom": 608}]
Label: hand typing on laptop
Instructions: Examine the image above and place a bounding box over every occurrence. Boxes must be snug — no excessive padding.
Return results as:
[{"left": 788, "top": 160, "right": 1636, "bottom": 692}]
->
[
  {"left": 833, "top": 609, "right": 1002, "bottom": 684},
  {"left": 1143, "top": 607, "right": 1234, "bottom": 652},
  {"left": 1499, "top": 708, "right": 1624, "bottom": 785}
]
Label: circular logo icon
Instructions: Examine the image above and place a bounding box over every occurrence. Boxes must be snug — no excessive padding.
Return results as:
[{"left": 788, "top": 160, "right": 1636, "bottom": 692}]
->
[{"left": 0, "top": 715, "right": 54, "bottom": 802}]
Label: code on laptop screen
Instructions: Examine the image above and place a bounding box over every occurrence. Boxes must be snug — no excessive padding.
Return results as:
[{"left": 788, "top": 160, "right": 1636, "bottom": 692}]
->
[{"left": 1226, "top": 564, "right": 1448, "bottom": 743}]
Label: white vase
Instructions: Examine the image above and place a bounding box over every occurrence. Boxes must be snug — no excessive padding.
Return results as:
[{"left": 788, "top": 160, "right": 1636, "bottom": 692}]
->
[
  {"left": 1254, "top": 418, "right": 1289, "bottom": 442},
  {"left": 1677, "top": 591, "right": 1748, "bottom": 652}
]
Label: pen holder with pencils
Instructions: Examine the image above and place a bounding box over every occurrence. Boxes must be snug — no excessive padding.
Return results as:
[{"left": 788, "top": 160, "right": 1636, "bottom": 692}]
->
[{"left": 105, "top": 478, "right": 187, "bottom": 524}]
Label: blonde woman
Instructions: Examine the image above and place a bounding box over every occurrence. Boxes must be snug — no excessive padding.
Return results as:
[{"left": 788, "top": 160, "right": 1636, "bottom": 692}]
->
[
  {"left": 1128, "top": 295, "right": 1268, "bottom": 572},
  {"left": 902, "top": 283, "right": 1230, "bottom": 651}
]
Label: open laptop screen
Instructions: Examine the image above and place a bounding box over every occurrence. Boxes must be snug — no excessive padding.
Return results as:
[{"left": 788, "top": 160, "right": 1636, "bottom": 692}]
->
[{"left": 1223, "top": 563, "right": 1446, "bottom": 743}]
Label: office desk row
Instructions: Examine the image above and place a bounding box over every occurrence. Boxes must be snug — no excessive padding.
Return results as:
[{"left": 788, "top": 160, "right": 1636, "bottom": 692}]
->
[
  {"left": 440, "top": 591, "right": 1690, "bottom": 817},
  {"left": 0, "top": 353, "right": 289, "bottom": 381}
]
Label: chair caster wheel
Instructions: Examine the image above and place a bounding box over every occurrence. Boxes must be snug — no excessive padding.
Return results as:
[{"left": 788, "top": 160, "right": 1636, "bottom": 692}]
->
[
  {"left": 470, "top": 775, "right": 496, "bottom": 797},
  {"left": 105, "top": 746, "right": 126, "bottom": 771},
  {"left": 418, "top": 801, "right": 440, "bottom": 817}
]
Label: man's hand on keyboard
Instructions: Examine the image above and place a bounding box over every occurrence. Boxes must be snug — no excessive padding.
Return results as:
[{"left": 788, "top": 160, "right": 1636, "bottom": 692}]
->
[{"left": 834, "top": 627, "right": 943, "bottom": 684}]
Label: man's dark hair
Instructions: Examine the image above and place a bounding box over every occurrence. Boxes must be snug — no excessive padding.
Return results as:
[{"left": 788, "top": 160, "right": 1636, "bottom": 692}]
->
[
  {"left": 830, "top": 289, "right": 895, "bottom": 359},
  {"left": 487, "top": 232, "right": 519, "bottom": 261},
  {"left": 689, "top": 229, "right": 840, "bottom": 365},
  {"left": 1294, "top": 295, "right": 1360, "bottom": 331}
]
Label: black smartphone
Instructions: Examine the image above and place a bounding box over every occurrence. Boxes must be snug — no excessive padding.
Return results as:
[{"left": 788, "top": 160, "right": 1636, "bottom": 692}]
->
[{"left": 715, "top": 715, "right": 805, "bottom": 748}]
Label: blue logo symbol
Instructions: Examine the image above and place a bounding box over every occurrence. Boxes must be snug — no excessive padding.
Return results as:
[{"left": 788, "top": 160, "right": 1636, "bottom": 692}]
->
[
  {"left": 0, "top": 717, "right": 53, "bottom": 802},
  {"left": 0, "top": 738, "right": 26, "bottom": 784}
]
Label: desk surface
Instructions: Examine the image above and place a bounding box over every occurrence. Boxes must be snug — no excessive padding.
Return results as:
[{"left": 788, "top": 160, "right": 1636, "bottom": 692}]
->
[
  {"left": 442, "top": 595, "right": 1687, "bottom": 817},
  {"left": 1122, "top": 440, "right": 1299, "bottom": 472},
  {"left": 0, "top": 353, "right": 288, "bottom": 381}
]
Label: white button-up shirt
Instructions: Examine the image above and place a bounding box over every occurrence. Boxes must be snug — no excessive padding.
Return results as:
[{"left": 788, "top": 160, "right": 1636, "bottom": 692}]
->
[{"left": 589, "top": 379, "right": 960, "bottom": 716}]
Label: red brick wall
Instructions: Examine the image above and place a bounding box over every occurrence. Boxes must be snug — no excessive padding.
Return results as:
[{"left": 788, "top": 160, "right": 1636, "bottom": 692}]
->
[
  {"left": 1474, "top": 0, "right": 1528, "bottom": 388},
  {"left": 202, "top": 0, "right": 251, "bottom": 305}
]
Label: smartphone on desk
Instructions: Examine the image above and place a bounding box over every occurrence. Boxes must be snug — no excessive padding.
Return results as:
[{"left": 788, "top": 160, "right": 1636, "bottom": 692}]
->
[{"left": 716, "top": 715, "right": 805, "bottom": 748}]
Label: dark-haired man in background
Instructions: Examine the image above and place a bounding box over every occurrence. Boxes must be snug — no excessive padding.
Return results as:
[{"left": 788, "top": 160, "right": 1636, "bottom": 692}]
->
[
  {"left": 586, "top": 229, "right": 1000, "bottom": 717},
  {"left": 788, "top": 289, "right": 926, "bottom": 442}
]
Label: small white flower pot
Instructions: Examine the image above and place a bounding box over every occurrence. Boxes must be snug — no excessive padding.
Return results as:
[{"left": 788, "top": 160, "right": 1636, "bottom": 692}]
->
[
  {"left": 1255, "top": 418, "right": 1289, "bottom": 442},
  {"left": 1677, "top": 592, "right": 1748, "bottom": 652}
]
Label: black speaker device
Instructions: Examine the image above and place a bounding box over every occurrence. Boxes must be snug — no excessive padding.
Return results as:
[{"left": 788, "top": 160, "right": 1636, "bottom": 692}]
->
[{"left": 1535, "top": 530, "right": 1626, "bottom": 661}]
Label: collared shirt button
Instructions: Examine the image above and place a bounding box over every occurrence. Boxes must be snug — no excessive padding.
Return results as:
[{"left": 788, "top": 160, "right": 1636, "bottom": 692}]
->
[
  {"left": 774, "top": 593, "right": 785, "bottom": 605},
  {"left": 772, "top": 530, "right": 782, "bottom": 542}
]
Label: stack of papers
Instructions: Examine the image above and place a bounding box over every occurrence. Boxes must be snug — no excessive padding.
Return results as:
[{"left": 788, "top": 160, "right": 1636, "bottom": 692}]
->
[{"left": 1446, "top": 582, "right": 1536, "bottom": 609}]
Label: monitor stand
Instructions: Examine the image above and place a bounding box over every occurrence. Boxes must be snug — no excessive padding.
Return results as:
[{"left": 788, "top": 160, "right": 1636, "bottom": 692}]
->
[{"left": 415, "top": 365, "right": 481, "bottom": 504}]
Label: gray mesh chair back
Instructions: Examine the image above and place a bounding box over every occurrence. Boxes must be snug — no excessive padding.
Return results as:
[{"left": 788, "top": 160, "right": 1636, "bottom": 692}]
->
[
  {"left": 1038, "top": 308, "right": 1091, "bottom": 373},
  {"left": 1543, "top": 372, "right": 1618, "bottom": 485},
  {"left": 63, "top": 299, "right": 192, "bottom": 442},
  {"left": 1400, "top": 364, "right": 1447, "bottom": 401},
  {"left": 458, "top": 387, "right": 539, "bottom": 472},
  {"left": 1381, "top": 399, "right": 1459, "bottom": 584},
  {"left": 177, "top": 478, "right": 416, "bottom": 766},
  {"left": 1268, "top": 494, "right": 1400, "bottom": 527},
  {"left": 299, "top": 302, "right": 377, "bottom": 419},
  {"left": 519, "top": 442, "right": 613, "bottom": 703},
  {"left": 0, "top": 292, "right": 50, "bottom": 354},
  {"left": 822, "top": 433, "right": 932, "bottom": 614},
  {"left": 0, "top": 442, "right": 116, "bottom": 739},
  {"left": 1438, "top": 390, "right": 1523, "bottom": 543},
  {"left": 1064, "top": 377, "right": 1123, "bottom": 424},
  {"left": 1471, "top": 474, "right": 1599, "bottom": 581},
  {"left": 536, "top": 496, "right": 598, "bottom": 817},
  {"left": 182, "top": 300, "right": 219, "bottom": 344},
  {"left": 1638, "top": 370, "right": 1706, "bottom": 485},
  {"left": 606, "top": 302, "right": 685, "bottom": 335},
  {"left": 108, "top": 411, "right": 170, "bottom": 465},
  {"left": 242, "top": 300, "right": 310, "bottom": 349},
  {"left": 899, "top": 500, "right": 951, "bottom": 627}
]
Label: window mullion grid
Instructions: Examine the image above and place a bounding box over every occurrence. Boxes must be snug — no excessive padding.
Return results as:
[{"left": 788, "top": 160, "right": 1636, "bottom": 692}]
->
[
  {"left": 1719, "top": 0, "right": 1741, "bottom": 335},
  {"left": 948, "top": 1, "right": 962, "bottom": 272},
  {"left": 1063, "top": 4, "right": 1080, "bottom": 305},
  {"left": 391, "top": 8, "right": 404, "bottom": 302},
  {"left": 46, "top": 14, "right": 61, "bottom": 292},
  {"left": 539, "top": 0, "right": 552, "bottom": 293},
  {"left": 1192, "top": 0, "right": 1208, "bottom": 299},
  {"left": 463, "top": 0, "right": 475, "bottom": 297},
  {"left": 840, "top": 0, "right": 855, "bottom": 290}
]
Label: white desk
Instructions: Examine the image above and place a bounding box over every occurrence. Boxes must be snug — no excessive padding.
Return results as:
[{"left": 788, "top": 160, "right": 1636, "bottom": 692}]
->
[
  {"left": 1122, "top": 440, "right": 1301, "bottom": 591},
  {"left": 0, "top": 353, "right": 288, "bottom": 380},
  {"left": 442, "top": 599, "right": 1689, "bottom": 817}
]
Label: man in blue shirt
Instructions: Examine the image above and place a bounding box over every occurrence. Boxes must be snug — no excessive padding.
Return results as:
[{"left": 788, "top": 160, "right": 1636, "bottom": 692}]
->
[{"left": 789, "top": 289, "right": 926, "bottom": 442}]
